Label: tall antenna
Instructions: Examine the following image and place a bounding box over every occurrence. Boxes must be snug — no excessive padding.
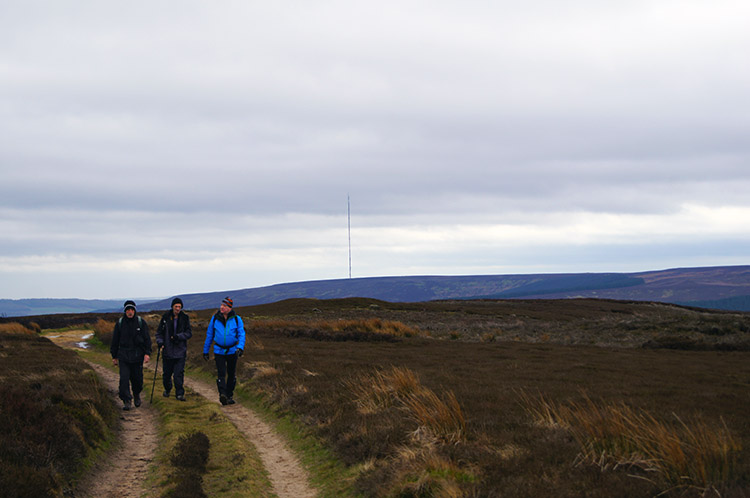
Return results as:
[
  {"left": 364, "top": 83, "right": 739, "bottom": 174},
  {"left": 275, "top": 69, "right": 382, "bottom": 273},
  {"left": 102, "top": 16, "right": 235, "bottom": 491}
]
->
[{"left": 347, "top": 194, "right": 352, "bottom": 279}]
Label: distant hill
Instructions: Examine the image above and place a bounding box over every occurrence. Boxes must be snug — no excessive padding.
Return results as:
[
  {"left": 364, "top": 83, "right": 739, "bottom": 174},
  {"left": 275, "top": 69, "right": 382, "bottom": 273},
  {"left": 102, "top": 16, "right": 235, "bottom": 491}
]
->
[
  {"left": 0, "top": 298, "right": 126, "bottom": 317},
  {"left": 4, "top": 265, "right": 750, "bottom": 317},
  {"left": 143, "top": 265, "right": 750, "bottom": 313}
]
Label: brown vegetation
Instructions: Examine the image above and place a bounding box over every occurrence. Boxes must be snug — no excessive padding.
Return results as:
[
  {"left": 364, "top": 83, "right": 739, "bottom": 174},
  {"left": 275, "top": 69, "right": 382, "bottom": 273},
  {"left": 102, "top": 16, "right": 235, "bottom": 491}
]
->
[
  {"left": 519, "top": 391, "right": 741, "bottom": 493},
  {"left": 0, "top": 324, "right": 119, "bottom": 496},
  {"left": 9, "top": 298, "right": 750, "bottom": 496},
  {"left": 246, "top": 317, "right": 423, "bottom": 341},
  {"left": 183, "top": 298, "right": 750, "bottom": 497},
  {"left": 92, "top": 318, "right": 115, "bottom": 345}
]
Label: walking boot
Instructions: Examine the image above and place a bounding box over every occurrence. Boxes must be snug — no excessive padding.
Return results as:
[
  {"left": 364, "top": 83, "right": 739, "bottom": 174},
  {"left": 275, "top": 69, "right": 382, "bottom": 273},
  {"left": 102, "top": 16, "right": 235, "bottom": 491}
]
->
[
  {"left": 217, "top": 378, "right": 227, "bottom": 405},
  {"left": 134, "top": 394, "right": 141, "bottom": 407},
  {"left": 176, "top": 394, "right": 186, "bottom": 402},
  {"left": 163, "top": 390, "right": 170, "bottom": 398},
  {"left": 123, "top": 399, "right": 132, "bottom": 411},
  {"left": 226, "top": 397, "right": 236, "bottom": 405}
]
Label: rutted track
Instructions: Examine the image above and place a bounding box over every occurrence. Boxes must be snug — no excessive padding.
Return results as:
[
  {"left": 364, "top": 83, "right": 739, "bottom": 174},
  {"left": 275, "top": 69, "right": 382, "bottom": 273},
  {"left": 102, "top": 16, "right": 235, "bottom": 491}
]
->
[
  {"left": 47, "top": 329, "right": 316, "bottom": 498},
  {"left": 184, "top": 376, "right": 316, "bottom": 498},
  {"left": 78, "top": 361, "right": 160, "bottom": 498}
]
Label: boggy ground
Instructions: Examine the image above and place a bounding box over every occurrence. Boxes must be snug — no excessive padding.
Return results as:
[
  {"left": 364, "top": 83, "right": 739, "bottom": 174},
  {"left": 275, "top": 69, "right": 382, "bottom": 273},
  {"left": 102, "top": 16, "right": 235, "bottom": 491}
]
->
[{"left": 180, "top": 298, "right": 750, "bottom": 497}]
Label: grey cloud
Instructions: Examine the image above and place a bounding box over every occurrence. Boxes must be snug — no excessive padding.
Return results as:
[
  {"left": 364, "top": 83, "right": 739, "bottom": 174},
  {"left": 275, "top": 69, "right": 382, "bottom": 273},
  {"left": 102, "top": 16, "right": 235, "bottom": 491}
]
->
[{"left": 2, "top": 1, "right": 749, "bottom": 297}]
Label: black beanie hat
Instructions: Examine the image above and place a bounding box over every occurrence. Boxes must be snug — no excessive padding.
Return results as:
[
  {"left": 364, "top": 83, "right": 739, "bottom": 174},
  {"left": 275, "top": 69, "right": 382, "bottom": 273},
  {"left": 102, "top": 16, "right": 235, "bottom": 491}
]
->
[
  {"left": 124, "top": 300, "right": 136, "bottom": 311},
  {"left": 171, "top": 297, "right": 183, "bottom": 307}
]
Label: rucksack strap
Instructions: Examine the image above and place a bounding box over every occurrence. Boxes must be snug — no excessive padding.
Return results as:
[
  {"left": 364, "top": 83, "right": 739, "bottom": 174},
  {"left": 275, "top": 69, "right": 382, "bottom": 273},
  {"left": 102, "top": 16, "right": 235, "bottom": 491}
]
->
[{"left": 119, "top": 316, "right": 144, "bottom": 327}]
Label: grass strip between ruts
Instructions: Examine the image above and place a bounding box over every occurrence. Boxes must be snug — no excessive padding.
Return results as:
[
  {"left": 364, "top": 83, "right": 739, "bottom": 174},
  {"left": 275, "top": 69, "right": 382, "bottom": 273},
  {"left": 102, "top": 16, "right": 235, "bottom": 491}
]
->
[
  {"left": 185, "top": 365, "right": 362, "bottom": 498},
  {"left": 79, "top": 349, "right": 276, "bottom": 497}
]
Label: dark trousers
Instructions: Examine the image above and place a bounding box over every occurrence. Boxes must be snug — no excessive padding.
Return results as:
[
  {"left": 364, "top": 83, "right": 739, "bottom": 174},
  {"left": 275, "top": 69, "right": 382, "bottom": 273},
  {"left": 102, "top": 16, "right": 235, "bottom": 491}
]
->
[
  {"left": 118, "top": 360, "right": 144, "bottom": 402},
  {"left": 162, "top": 357, "right": 186, "bottom": 396},
  {"left": 215, "top": 353, "right": 238, "bottom": 398}
]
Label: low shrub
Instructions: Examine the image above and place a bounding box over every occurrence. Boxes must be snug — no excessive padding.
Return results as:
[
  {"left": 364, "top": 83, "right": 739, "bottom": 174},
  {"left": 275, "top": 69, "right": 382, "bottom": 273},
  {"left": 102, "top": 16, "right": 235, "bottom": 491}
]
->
[
  {"left": 170, "top": 431, "right": 210, "bottom": 474},
  {"left": 92, "top": 318, "right": 115, "bottom": 346},
  {"left": 164, "top": 431, "right": 210, "bottom": 498},
  {"left": 0, "top": 332, "right": 118, "bottom": 496}
]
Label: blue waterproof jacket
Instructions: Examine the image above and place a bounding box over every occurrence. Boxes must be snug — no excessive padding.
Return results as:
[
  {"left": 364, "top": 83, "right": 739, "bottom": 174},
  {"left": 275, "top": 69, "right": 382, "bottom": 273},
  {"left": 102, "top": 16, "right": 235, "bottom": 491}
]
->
[{"left": 203, "top": 311, "right": 246, "bottom": 356}]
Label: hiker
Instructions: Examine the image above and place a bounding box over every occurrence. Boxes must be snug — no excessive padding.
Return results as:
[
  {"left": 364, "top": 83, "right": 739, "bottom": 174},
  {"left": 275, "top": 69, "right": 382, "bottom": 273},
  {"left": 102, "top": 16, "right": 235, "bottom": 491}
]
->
[
  {"left": 156, "top": 297, "right": 192, "bottom": 401},
  {"left": 111, "top": 300, "right": 151, "bottom": 410},
  {"left": 202, "top": 297, "right": 246, "bottom": 405}
]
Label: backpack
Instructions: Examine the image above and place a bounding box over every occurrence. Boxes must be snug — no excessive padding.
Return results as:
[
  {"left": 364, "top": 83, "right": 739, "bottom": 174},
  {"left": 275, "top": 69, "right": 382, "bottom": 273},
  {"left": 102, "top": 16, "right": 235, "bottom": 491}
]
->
[{"left": 118, "top": 316, "right": 147, "bottom": 348}]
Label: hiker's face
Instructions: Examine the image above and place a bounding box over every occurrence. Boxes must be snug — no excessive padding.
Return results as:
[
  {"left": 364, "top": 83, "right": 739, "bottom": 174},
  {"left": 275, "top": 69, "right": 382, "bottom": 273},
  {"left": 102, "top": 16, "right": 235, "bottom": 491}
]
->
[
  {"left": 125, "top": 308, "right": 135, "bottom": 318},
  {"left": 220, "top": 303, "right": 230, "bottom": 314},
  {"left": 172, "top": 303, "right": 182, "bottom": 314}
]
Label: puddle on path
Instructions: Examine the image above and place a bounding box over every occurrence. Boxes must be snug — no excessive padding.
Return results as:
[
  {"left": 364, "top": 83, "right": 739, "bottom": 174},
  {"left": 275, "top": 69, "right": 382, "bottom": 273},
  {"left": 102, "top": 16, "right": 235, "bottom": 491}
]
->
[{"left": 45, "top": 329, "right": 95, "bottom": 350}]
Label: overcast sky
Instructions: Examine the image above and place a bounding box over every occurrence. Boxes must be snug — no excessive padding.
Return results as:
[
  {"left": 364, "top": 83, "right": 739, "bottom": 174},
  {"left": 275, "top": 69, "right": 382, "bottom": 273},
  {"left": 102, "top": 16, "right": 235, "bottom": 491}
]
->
[{"left": 1, "top": 1, "right": 749, "bottom": 299}]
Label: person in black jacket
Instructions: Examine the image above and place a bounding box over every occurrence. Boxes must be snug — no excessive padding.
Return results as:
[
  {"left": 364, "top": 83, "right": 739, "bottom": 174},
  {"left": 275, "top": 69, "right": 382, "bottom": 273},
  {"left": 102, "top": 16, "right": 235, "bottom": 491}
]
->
[
  {"left": 156, "top": 297, "right": 192, "bottom": 401},
  {"left": 111, "top": 300, "right": 151, "bottom": 410}
]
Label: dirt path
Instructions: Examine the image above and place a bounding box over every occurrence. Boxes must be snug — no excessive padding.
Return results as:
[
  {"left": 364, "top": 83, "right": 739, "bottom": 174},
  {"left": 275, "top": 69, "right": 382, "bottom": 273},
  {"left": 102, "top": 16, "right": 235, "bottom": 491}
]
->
[
  {"left": 47, "top": 329, "right": 316, "bottom": 498},
  {"left": 184, "top": 376, "right": 317, "bottom": 498},
  {"left": 78, "top": 361, "right": 160, "bottom": 498},
  {"left": 46, "top": 329, "right": 159, "bottom": 498}
]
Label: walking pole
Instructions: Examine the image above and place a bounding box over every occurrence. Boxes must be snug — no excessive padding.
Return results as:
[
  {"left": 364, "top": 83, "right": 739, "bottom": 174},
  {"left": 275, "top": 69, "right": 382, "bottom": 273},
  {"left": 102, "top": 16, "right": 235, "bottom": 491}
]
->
[{"left": 150, "top": 346, "right": 161, "bottom": 403}]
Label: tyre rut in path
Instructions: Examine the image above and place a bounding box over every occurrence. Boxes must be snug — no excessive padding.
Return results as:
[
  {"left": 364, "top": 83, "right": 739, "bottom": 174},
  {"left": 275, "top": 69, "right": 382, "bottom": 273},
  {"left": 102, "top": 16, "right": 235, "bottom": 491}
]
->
[
  {"left": 184, "top": 376, "right": 317, "bottom": 498},
  {"left": 78, "top": 361, "right": 160, "bottom": 498}
]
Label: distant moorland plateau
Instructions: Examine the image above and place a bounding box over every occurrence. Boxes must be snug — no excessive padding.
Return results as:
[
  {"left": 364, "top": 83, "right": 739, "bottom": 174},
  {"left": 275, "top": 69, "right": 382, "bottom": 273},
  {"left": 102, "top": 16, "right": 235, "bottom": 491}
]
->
[{"left": 3, "top": 265, "right": 750, "bottom": 317}]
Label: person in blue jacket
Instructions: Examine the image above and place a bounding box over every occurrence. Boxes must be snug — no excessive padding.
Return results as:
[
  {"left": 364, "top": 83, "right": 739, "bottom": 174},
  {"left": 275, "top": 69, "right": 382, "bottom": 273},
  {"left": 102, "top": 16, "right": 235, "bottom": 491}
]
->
[{"left": 203, "top": 297, "right": 246, "bottom": 405}]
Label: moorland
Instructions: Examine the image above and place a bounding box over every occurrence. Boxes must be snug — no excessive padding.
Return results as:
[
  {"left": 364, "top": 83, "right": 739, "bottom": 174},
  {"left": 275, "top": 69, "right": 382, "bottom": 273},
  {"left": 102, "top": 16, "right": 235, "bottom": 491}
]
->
[{"left": 2, "top": 297, "right": 750, "bottom": 497}]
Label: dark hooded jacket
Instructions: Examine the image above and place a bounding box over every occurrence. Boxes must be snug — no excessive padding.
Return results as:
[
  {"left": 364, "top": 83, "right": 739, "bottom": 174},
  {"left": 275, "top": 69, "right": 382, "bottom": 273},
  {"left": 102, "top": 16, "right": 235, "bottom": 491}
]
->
[
  {"left": 156, "top": 310, "right": 192, "bottom": 359},
  {"left": 111, "top": 314, "right": 152, "bottom": 363}
]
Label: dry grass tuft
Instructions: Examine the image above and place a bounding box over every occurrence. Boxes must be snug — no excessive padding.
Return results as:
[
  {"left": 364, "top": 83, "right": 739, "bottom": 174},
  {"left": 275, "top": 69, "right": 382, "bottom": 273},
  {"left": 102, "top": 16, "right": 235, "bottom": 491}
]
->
[
  {"left": 346, "top": 366, "right": 466, "bottom": 444},
  {"left": 249, "top": 317, "right": 424, "bottom": 339},
  {"left": 92, "top": 319, "right": 114, "bottom": 345},
  {"left": 519, "top": 391, "right": 741, "bottom": 491},
  {"left": 401, "top": 389, "right": 466, "bottom": 445},
  {"left": 345, "top": 366, "right": 421, "bottom": 414},
  {"left": 246, "top": 361, "right": 281, "bottom": 378},
  {"left": 0, "top": 322, "right": 36, "bottom": 335},
  {"left": 389, "top": 440, "right": 474, "bottom": 498}
]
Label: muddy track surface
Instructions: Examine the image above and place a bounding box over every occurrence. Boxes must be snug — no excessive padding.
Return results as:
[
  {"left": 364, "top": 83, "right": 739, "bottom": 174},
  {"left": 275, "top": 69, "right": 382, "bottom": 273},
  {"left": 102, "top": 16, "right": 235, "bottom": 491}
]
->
[
  {"left": 184, "top": 376, "right": 316, "bottom": 498},
  {"left": 78, "top": 361, "right": 160, "bottom": 498},
  {"left": 47, "top": 329, "right": 316, "bottom": 498}
]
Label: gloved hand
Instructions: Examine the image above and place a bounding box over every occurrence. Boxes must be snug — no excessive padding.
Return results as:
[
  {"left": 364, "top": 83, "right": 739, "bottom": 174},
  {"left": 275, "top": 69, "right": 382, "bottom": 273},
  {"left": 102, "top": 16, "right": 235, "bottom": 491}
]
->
[
  {"left": 170, "top": 335, "right": 176, "bottom": 341},
  {"left": 203, "top": 353, "right": 209, "bottom": 361},
  {"left": 157, "top": 343, "right": 163, "bottom": 350},
  {"left": 238, "top": 348, "right": 244, "bottom": 357}
]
